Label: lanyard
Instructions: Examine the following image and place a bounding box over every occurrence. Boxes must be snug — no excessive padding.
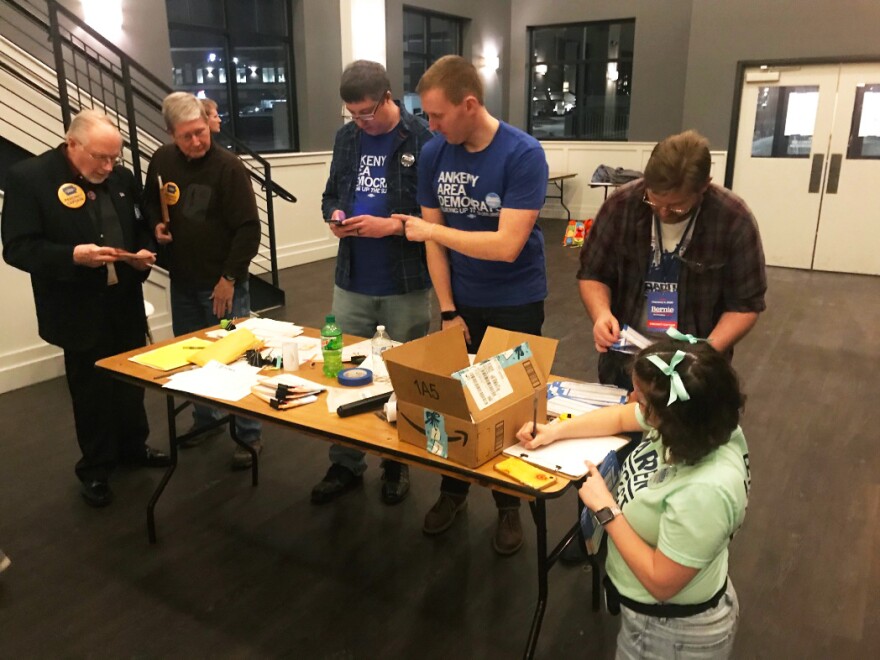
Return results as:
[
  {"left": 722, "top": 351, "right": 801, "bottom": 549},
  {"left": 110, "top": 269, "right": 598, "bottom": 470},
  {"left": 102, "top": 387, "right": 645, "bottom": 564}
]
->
[{"left": 649, "top": 207, "right": 700, "bottom": 269}]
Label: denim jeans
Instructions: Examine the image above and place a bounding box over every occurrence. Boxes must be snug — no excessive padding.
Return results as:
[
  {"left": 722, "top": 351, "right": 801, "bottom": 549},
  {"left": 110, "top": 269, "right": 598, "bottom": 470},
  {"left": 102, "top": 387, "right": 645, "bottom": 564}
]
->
[
  {"left": 170, "top": 280, "right": 261, "bottom": 445},
  {"left": 616, "top": 581, "right": 739, "bottom": 660},
  {"left": 328, "top": 285, "right": 432, "bottom": 474}
]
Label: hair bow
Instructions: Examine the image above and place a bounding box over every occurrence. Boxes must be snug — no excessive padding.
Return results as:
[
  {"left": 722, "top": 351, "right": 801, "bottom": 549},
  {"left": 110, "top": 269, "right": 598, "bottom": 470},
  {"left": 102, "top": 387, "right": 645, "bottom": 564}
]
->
[
  {"left": 666, "top": 327, "right": 709, "bottom": 344},
  {"left": 646, "top": 350, "right": 690, "bottom": 405}
]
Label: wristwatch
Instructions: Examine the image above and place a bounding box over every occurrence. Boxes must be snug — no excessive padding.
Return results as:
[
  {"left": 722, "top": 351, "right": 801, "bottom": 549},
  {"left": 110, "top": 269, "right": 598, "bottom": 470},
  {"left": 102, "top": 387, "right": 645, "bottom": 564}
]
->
[
  {"left": 222, "top": 274, "right": 236, "bottom": 283},
  {"left": 440, "top": 310, "right": 459, "bottom": 321},
  {"left": 595, "top": 506, "right": 622, "bottom": 526}
]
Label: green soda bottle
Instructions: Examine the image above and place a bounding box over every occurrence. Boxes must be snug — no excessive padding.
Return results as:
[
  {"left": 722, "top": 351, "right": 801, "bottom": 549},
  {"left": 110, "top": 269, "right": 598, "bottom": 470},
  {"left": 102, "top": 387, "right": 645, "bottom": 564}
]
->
[{"left": 321, "top": 314, "right": 343, "bottom": 377}]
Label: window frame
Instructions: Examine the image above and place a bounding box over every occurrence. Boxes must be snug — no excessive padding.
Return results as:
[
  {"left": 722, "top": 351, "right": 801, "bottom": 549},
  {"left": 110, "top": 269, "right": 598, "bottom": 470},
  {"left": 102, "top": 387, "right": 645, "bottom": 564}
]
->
[
  {"left": 402, "top": 6, "right": 464, "bottom": 95},
  {"left": 526, "top": 18, "right": 635, "bottom": 142},
  {"left": 166, "top": 0, "right": 299, "bottom": 153}
]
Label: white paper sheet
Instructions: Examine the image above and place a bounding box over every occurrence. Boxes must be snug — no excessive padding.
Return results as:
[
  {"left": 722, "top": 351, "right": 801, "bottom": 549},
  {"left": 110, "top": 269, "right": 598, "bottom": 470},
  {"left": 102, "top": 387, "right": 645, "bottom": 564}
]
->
[{"left": 162, "top": 360, "right": 262, "bottom": 401}]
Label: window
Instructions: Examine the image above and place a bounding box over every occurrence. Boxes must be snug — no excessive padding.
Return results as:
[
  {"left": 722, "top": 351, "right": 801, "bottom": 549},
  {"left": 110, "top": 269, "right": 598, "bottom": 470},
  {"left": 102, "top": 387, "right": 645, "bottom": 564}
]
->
[
  {"left": 402, "top": 7, "right": 464, "bottom": 116},
  {"left": 847, "top": 83, "right": 880, "bottom": 159},
  {"left": 166, "top": 0, "right": 297, "bottom": 152},
  {"left": 527, "top": 20, "right": 634, "bottom": 141},
  {"left": 751, "top": 86, "right": 818, "bottom": 158}
]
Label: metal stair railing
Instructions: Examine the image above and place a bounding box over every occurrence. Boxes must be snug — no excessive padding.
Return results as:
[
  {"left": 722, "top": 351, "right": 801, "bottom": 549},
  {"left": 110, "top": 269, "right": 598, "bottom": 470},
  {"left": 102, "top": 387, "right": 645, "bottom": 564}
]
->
[{"left": 0, "top": 0, "right": 295, "bottom": 309}]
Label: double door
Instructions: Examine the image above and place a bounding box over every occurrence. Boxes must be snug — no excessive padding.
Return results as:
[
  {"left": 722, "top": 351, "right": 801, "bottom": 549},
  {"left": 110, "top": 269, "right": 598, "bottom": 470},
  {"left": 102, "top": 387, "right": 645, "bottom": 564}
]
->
[{"left": 732, "top": 62, "right": 880, "bottom": 275}]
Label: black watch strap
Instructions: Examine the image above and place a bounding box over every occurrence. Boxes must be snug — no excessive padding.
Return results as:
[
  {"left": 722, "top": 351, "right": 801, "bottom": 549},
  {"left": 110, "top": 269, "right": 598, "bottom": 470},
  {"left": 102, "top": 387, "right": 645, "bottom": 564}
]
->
[
  {"left": 440, "top": 310, "right": 459, "bottom": 321},
  {"left": 222, "top": 274, "right": 236, "bottom": 282}
]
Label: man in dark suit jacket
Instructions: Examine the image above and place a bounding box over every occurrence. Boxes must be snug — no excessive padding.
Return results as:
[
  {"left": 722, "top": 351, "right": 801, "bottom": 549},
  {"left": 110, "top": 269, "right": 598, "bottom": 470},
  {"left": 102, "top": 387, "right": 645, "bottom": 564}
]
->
[{"left": 2, "top": 109, "right": 170, "bottom": 507}]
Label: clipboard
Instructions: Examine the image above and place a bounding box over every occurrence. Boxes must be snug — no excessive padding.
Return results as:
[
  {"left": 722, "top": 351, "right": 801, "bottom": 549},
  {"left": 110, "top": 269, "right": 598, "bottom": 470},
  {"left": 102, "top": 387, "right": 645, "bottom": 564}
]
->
[{"left": 503, "top": 435, "right": 629, "bottom": 479}]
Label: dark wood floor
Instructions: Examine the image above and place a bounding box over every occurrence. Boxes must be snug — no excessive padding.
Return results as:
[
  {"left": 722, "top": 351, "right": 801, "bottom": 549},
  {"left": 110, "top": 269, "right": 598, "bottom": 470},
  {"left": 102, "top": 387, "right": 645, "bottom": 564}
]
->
[{"left": 1, "top": 218, "right": 878, "bottom": 658}]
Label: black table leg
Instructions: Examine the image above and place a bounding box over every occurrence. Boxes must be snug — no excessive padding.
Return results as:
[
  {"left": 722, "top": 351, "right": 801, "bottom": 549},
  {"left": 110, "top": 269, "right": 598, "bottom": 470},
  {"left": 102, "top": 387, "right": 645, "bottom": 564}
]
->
[
  {"left": 524, "top": 499, "right": 549, "bottom": 659},
  {"left": 229, "top": 416, "right": 259, "bottom": 486},
  {"left": 147, "top": 395, "right": 179, "bottom": 543}
]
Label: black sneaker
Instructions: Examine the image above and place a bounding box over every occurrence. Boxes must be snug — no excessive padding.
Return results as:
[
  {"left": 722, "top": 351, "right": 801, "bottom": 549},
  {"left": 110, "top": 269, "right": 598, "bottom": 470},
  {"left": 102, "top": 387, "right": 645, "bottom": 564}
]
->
[
  {"left": 380, "top": 462, "right": 410, "bottom": 505},
  {"left": 310, "top": 464, "right": 363, "bottom": 504}
]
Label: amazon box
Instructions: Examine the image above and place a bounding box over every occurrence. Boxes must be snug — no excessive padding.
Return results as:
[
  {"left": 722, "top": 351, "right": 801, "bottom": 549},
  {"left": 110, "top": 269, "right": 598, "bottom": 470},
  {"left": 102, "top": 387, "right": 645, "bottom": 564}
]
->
[{"left": 384, "top": 326, "right": 557, "bottom": 468}]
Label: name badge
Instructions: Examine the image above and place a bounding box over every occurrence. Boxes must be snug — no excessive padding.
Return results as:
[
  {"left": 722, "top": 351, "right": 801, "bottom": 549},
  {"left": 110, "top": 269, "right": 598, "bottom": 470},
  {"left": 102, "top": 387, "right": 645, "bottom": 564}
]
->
[
  {"left": 646, "top": 290, "right": 678, "bottom": 330},
  {"left": 162, "top": 181, "right": 180, "bottom": 205},
  {"left": 58, "top": 183, "right": 85, "bottom": 209},
  {"left": 400, "top": 152, "right": 415, "bottom": 167}
]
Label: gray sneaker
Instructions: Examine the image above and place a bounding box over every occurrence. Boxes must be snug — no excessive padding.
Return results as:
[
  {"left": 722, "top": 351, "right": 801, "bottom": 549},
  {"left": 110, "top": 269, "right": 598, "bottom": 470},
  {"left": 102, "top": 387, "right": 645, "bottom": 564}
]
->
[{"left": 231, "top": 440, "right": 262, "bottom": 470}]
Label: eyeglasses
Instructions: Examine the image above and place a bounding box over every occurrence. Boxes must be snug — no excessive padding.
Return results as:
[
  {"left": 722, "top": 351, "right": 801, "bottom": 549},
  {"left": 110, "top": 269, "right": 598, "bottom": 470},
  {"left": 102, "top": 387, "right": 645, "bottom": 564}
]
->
[
  {"left": 174, "top": 127, "right": 209, "bottom": 143},
  {"left": 642, "top": 192, "right": 698, "bottom": 218},
  {"left": 80, "top": 144, "right": 121, "bottom": 166},
  {"left": 341, "top": 94, "right": 387, "bottom": 122}
]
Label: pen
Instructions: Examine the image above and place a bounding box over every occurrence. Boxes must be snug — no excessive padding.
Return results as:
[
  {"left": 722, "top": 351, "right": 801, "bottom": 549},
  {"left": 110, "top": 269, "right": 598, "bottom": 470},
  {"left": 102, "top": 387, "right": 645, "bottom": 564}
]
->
[{"left": 531, "top": 393, "right": 538, "bottom": 439}]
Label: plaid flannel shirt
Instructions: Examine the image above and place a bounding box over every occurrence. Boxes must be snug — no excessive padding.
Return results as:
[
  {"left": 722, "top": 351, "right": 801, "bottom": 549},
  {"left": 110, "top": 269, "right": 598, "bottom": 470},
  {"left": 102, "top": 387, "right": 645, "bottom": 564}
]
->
[
  {"left": 577, "top": 179, "right": 767, "bottom": 339},
  {"left": 322, "top": 103, "right": 433, "bottom": 294}
]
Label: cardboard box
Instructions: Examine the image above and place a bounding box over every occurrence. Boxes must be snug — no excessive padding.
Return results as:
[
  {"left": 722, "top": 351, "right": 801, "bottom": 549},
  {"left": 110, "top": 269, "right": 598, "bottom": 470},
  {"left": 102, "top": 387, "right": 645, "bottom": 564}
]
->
[{"left": 383, "top": 326, "right": 557, "bottom": 468}]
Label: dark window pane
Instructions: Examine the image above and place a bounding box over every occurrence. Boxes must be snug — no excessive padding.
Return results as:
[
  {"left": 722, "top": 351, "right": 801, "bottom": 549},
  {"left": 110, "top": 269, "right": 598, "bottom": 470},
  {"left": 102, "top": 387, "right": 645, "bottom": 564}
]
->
[
  {"left": 404, "top": 12, "right": 426, "bottom": 54},
  {"left": 402, "top": 9, "right": 463, "bottom": 94},
  {"left": 227, "top": 0, "right": 287, "bottom": 36},
  {"left": 528, "top": 20, "right": 634, "bottom": 140},
  {"left": 232, "top": 43, "right": 292, "bottom": 150},
  {"left": 165, "top": 0, "right": 224, "bottom": 28},
  {"left": 166, "top": 1, "right": 296, "bottom": 151}
]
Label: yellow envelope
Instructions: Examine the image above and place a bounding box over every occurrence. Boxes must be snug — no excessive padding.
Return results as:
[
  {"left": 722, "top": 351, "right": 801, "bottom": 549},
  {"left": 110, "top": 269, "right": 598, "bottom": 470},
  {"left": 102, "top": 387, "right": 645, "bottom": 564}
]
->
[
  {"left": 130, "top": 337, "right": 214, "bottom": 371},
  {"left": 187, "top": 328, "right": 259, "bottom": 367}
]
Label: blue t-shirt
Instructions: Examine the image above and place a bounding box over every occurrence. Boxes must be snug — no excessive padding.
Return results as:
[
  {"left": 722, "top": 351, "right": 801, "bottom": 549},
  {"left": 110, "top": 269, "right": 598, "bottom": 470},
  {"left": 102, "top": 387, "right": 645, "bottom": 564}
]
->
[
  {"left": 417, "top": 122, "right": 548, "bottom": 307},
  {"left": 349, "top": 129, "right": 396, "bottom": 295}
]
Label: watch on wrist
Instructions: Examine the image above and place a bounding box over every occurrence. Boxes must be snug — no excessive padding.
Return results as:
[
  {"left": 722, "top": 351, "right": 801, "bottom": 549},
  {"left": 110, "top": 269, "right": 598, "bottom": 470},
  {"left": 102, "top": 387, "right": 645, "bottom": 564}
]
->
[
  {"left": 440, "top": 310, "right": 459, "bottom": 321},
  {"left": 222, "top": 274, "right": 236, "bottom": 283},
  {"left": 595, "top": 506, "right": 622, "bottom": 526}
]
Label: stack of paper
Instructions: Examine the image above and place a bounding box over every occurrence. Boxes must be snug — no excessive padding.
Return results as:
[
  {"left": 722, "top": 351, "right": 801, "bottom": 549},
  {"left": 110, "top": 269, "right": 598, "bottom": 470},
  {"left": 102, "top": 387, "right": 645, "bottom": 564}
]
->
[
  {"left": 546, "top": 381, "right": 628, "bottom": 417},
  {"left": 162, "top": 360, "right": 262, "bottom": 401},
  {"left": 236, "top": 318, "right": 304, "bottom": 345}
]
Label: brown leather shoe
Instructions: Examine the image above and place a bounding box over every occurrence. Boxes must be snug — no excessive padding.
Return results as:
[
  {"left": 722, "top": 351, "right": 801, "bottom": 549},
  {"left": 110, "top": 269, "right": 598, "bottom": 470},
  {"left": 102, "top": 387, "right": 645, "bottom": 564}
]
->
[
  {"left": 493, "top": 507, "right": 524, "bottom": 556},
  {"left": 422, "top": 493, "right": 467, "bottom": 535},
  {"left": 231, "top": 440, "right": 262, "bottom": 470}
]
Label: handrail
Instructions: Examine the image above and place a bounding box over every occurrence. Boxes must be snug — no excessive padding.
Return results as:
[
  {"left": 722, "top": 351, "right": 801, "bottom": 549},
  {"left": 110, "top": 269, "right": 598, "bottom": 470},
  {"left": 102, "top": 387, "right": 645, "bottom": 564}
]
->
[{"left": 1, "top": 0, "right": 296, "bottom": 293}]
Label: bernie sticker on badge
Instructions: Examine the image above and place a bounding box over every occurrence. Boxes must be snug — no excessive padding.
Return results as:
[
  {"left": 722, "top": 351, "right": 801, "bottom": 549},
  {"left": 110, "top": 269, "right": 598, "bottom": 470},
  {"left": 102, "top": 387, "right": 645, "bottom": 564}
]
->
[
  {"left": 424, "top": 409, "right": 449, "bottom": 458},
  {"left": 162, "top": 181, "right": 180, "bottom": 206},
  {"left": 57, "top": 183, "right": 85, "bottom": 208},
  {"left": 485, "top": 192, "right": 501, "bottom": 210}
]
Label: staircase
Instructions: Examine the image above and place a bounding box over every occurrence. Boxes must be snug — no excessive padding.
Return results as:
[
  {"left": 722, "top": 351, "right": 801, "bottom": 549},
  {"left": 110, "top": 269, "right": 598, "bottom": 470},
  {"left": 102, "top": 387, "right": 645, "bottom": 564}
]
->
[{"left": 0, "top": 0, "right": 295, "bottom": 312}]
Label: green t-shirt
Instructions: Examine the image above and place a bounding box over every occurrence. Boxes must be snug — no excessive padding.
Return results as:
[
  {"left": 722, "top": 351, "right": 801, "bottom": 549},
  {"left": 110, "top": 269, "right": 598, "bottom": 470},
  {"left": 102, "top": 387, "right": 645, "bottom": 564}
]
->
[{"left": 606, "top": 406, "right": 751, "bottom": 604}]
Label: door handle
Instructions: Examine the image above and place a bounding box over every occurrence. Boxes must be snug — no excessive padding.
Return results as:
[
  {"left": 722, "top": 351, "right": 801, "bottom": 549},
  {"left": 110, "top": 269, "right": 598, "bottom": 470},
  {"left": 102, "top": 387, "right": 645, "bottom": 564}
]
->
[
  {"left": 826, "top": 154, "right": 842, "bottom": 194},
  {"left": 808, "top": 153, "right": 824, "bottom": 193}
]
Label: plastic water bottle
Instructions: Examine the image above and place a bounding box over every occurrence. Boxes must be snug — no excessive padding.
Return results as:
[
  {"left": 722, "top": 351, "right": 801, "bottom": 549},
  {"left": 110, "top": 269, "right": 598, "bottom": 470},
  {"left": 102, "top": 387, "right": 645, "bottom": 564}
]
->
[
  {"left": 321, "top": 314, "right": 343, "bottom": 377},
  {"left": 371, "top": 325, "right": 393, "bottom": 383}
]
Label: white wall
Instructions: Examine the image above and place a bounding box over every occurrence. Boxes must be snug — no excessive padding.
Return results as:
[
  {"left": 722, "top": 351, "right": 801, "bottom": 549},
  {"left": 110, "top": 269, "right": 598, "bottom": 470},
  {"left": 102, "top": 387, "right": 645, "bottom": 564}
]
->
[{"left": 539, "top": 140, "right": 728, "bottom": 220}]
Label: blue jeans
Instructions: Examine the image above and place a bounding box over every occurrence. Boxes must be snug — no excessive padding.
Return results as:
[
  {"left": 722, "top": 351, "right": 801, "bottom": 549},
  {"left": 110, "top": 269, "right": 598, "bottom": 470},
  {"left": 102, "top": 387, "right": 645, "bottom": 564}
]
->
[
  {"left": 616, "top": 581, "right": 739, "bottom": 659},
  {"left": 328, "top": 285, "right": 432, "bottom": 474},
  {"left": 170, "top": 280, "right": 261, "bottom": 445}
]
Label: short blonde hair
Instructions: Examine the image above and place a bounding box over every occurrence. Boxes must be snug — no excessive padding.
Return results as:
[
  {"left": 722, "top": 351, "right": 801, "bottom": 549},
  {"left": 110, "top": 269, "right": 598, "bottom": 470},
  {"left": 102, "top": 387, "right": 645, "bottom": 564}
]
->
[
  {"left": 66, "top": 109, "right": 118, "bottom": 145},
  {"left": 416, "top": 55, "right": 483, "bottom": 105},
  {"left": 644, "top": 130, "right": 711, "bottom": 193},
  {"left": 162, "top": 92, "right": 206, "bottom": 132},
  {"left": 201, "top": 98, "right": 218, "bottom": 114}
]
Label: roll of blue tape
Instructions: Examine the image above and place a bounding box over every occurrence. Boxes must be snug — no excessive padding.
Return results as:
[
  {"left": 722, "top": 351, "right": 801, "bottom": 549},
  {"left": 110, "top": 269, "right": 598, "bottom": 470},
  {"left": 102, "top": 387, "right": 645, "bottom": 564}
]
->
[{"left": 337, "top": 367, "right": 373, "bottom": 387}]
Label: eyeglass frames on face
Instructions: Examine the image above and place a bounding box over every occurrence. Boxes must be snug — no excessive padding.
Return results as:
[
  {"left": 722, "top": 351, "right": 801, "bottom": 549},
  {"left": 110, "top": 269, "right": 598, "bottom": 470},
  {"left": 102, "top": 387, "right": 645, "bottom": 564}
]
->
[
  {"left": 341, "top": 93, "right": 387, "bottom": 122},
  {"left": 642, "top": 192, "right": 699, "bottom": 218},
  {"left": 79, "top": 143, "right": 121, "bottom": 166}
]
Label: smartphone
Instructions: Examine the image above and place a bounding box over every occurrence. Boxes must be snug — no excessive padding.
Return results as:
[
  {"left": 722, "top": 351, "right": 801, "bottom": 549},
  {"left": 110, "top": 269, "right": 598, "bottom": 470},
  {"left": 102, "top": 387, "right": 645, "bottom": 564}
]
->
[{"left": 324, "top": 218, "right": 344, "bottom": 225}]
